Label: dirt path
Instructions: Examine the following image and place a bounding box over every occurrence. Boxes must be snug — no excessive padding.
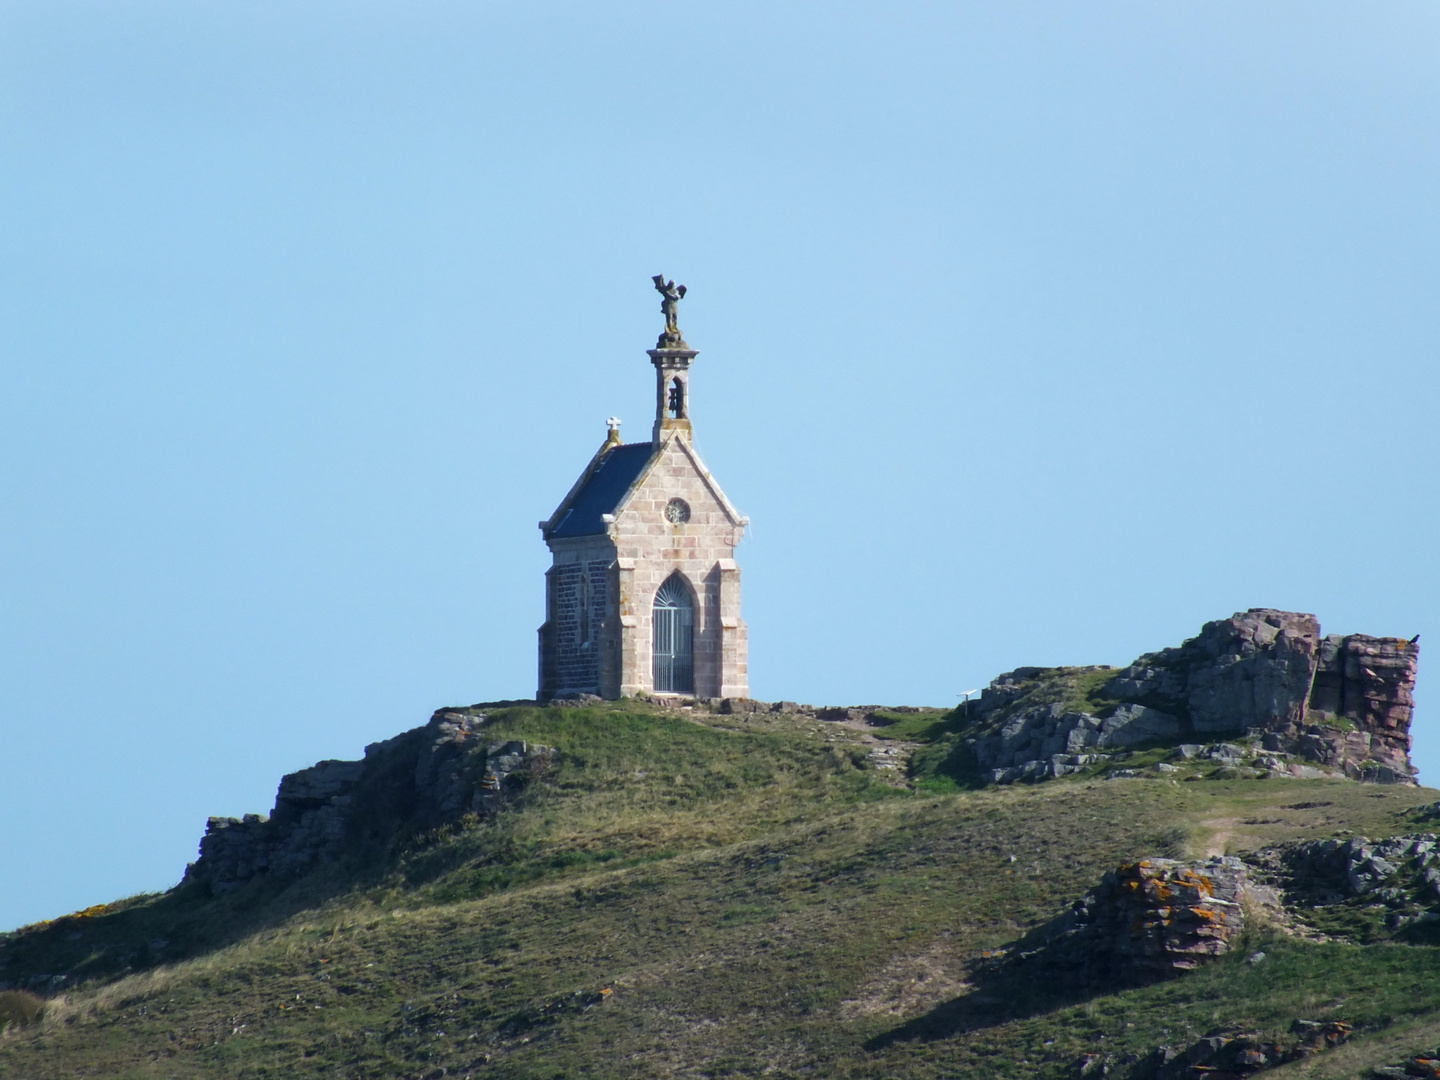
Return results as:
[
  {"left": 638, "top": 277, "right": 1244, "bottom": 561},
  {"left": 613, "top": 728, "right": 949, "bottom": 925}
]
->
[
  {"left": 821, "top": 713, "right": 922, "bottom": 786},
  {"left": 1201, "top": 816, "right": 1238, "bottom": 857}
]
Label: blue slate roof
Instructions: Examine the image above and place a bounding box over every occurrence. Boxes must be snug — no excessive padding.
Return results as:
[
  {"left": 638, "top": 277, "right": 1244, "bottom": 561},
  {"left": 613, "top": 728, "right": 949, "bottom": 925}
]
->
[{"left": 547, "top": 442, "right": 656, "bottom": 539}]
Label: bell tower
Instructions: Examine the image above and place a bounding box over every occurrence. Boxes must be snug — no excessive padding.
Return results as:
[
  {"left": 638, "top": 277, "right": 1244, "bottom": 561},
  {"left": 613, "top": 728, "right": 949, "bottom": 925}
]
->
[{"left": 649, "top": 275, "right": 698, "bottom": 446}]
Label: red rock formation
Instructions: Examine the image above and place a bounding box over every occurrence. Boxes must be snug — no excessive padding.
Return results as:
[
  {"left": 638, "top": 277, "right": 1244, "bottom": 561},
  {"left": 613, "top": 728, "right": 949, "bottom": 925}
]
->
[
  {"left": 1105, "top": 610, "right": 1420, "bottom": 783},
  {"left": 1309, "top": 633, "right": 1418, "bottom": 774},
  {"left": 1009, "top": 856, "right": 1269, "bottom": 986}
]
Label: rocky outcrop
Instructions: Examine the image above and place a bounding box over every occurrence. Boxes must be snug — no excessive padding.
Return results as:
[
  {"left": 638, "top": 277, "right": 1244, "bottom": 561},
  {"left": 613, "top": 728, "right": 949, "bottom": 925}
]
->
[
  {"left": 1371, "top": 1045, "right": 1440, "bottom": 1079},
  {"left": 1104, "top": 609, "right": 1418, "bottom": 780},
  {"left": 185, "top": 709, "right": 555, "bottom": 894},
  {"left": 995, "top": 840, "right": 1435, "bottom": 1073},
  {"left": 971, "top": 610, "right": 1418, "bottom": 786},
  {"left": 1307, "top": 633, "right": 1418, "bottom": 774},
  {"left": 970, "top": 699, "right": 1184, "bottom": 784},
  {"left": 1105, "top": 609, "right": 1323, "bottom": 733},
  {"left": 1132, "top": 1020, "right": 1352, "bottom": 1079},
  {"left": 1000, "top": 857, "right": 1273, "bottom": 987},
  {"left": 1251, "top": 832, "right": 1440, "bottom": 930}
]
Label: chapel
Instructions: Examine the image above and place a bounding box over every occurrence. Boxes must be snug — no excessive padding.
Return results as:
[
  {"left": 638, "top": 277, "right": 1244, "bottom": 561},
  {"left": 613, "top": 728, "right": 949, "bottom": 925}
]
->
[{"left": 536, "top": 277, "right": 749, "bottom": 701}]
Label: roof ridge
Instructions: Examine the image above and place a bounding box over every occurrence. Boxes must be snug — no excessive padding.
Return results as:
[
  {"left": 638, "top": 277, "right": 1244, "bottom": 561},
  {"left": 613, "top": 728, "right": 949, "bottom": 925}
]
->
[{"left": 545, "top": 442, "right": 657, "bottom": 539}]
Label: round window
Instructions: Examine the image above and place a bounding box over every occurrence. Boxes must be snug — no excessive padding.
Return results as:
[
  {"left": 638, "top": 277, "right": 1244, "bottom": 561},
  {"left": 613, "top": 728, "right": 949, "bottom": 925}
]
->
[{"left": 664, "top": 498, "right": 691, "bottom": 524}]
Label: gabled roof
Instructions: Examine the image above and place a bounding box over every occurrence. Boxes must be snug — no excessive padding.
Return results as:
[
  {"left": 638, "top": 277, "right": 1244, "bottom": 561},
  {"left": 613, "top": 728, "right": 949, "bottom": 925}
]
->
[
  {"left": 546, "top": 442, "right": 655, "bottom": 539},
  {"left": 650, "top": 434, "right": 747, "bottom": 529}
]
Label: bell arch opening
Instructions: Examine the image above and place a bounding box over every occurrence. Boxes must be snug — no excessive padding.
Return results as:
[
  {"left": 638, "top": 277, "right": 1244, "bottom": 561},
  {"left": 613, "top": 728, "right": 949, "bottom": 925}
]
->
[{"left": 652, "top": 572, "right": 695, "bottom": 694}]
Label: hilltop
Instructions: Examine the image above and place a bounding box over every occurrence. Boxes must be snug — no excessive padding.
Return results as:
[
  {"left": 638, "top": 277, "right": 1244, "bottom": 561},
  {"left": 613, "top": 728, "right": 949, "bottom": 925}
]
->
[{"left": 1, "top": 611, "right": 1436, "bottom": 1080}]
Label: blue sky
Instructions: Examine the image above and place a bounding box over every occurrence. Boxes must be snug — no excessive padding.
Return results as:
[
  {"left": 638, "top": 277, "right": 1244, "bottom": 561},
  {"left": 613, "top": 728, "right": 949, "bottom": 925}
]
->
[{"left": 2, "top": 2, "right": 1437, "bottom": 932}]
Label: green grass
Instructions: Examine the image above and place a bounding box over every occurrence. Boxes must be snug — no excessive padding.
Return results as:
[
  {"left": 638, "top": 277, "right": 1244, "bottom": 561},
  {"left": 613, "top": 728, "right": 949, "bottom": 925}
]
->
[
  {"left": 2, "top": 702, "right": 1439, "bottom": 1078},
  {"left": 866, "top": 708, "right": 961, "bottom": 743}
]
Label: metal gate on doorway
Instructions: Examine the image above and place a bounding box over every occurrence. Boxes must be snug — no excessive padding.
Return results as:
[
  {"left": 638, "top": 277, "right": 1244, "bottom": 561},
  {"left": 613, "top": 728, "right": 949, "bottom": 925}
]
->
[{"left": 652, "top": 574, "right": 694, "bottom": 694}]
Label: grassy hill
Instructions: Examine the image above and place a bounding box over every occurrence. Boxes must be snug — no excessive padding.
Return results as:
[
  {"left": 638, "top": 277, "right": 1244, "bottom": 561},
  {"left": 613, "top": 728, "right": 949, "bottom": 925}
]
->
[{"left": 3, "top": 698, "right": 1440, "bottom": 1079}]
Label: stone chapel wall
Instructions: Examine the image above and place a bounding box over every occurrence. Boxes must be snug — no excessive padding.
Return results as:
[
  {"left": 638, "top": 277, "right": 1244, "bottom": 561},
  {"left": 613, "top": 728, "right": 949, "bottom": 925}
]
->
[
  {"left": 610, "top": 439, "right": 747, "bottom": 700},
  {"left": 540, "top": 536, "right": 616, "bottom": 699}
]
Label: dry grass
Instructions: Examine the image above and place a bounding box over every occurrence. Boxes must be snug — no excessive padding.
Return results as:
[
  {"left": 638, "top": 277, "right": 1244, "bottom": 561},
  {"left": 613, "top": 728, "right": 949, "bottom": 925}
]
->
[
  {"left": 0, "top": 990, "right": 45, "bottom": 1032},
  {"left": 836, "top": 940, "right": 972, "bottom": 1020}
]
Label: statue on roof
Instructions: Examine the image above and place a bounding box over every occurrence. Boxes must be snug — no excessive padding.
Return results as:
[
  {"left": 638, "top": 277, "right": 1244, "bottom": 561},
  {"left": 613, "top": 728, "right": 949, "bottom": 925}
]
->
[{"left": 652, "top": 275, "right": 688, "bottom": 347}]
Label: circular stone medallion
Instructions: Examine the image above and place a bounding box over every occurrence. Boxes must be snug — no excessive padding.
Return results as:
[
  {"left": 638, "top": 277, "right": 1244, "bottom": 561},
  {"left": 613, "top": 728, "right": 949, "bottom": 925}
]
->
[{"left": 664, "top": 498, "right": 691, "bottom": 524}]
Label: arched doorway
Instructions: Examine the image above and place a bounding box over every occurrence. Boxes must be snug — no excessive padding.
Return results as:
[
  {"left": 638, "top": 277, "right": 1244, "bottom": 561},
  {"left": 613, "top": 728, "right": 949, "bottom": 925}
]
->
[{"left": 652, "top": 573, "right": 695, "bottom": 694}]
